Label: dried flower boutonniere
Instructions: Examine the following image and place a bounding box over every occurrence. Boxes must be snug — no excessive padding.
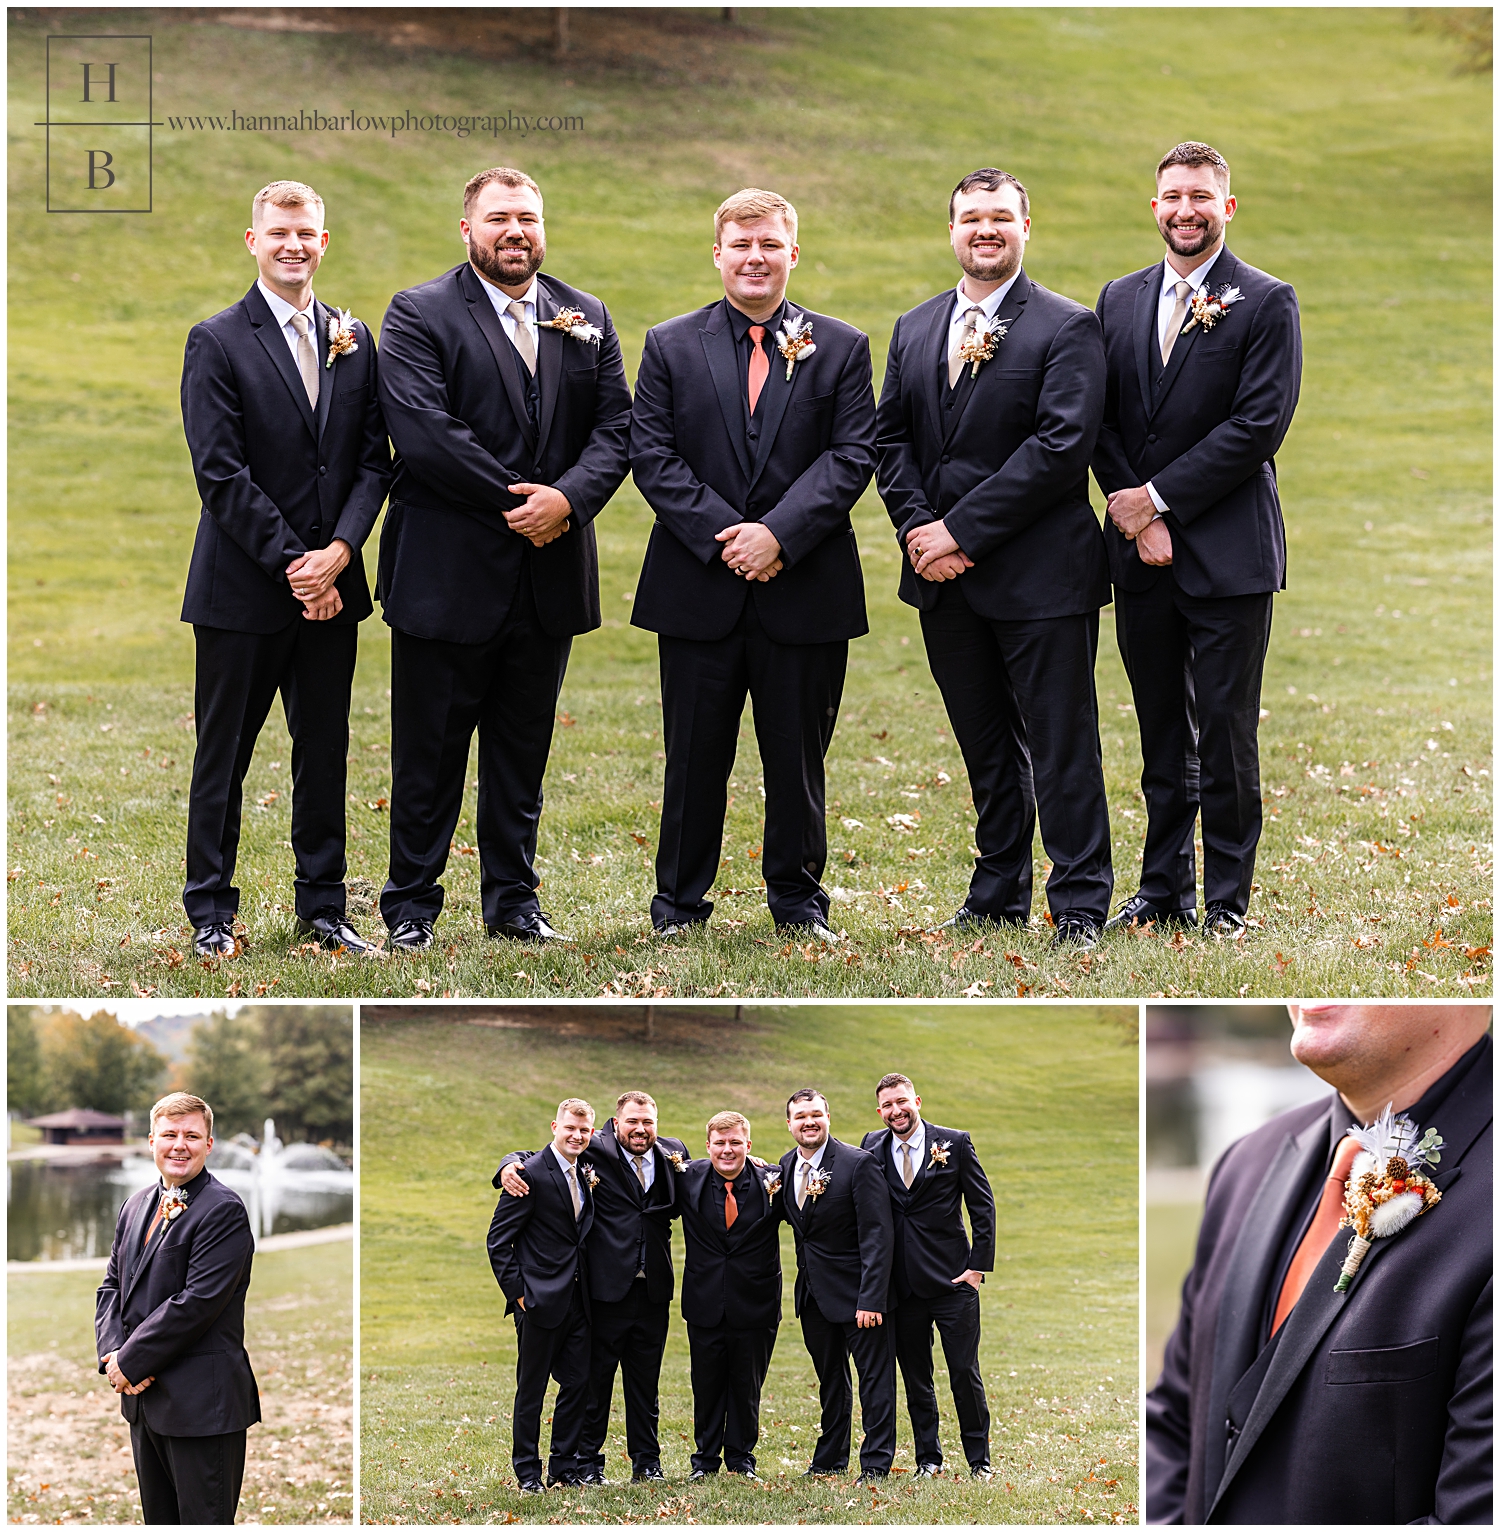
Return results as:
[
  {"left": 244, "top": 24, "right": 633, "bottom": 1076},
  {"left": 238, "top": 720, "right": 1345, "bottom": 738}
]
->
[
  {"left": 325, "top": 308, "right": 359, "bottom": 369},
  {"left": 543, "top": 307, "right": 603, "bottom": 346},
  {"left": 579, "top": 1163, "right": 600, "bottom": 1191},
  {"left": 928, "top": 1140, "right": 952, "bottom": 1169},
  {"left": 664, "top": 1150, "right": 688, "bottom": 1173},
  {"left": 804, "top": 1166, "right": 832, "bottom": 1199},
  {"left": 1334, "top": 1104, "right": 1443, "bottom": 1291},
  {"left": 160, "top": 1186, "right": 189, "bottom": 1222},
  {"left": 761, "top": 1172, "right": 782, "bottom": 1198},
  {"left": 775, "top": 314, "right": 817, "bottom": 380},
  {"left": 958, "top": 312, "right": 1009, "bottom": 378},
  {"left": 1181, "top": 283, "right": 1244, "bottom": 338}
]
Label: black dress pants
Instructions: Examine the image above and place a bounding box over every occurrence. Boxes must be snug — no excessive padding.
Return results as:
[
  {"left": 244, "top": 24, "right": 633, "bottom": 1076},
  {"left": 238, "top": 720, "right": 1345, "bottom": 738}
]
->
[
  {"left": 185, "top": 619, "right": 357, "bottom": 926},
  {"left": 511, "top": 1286, "right": 591, "bottom": 1485},
  {"left": 893, "top": 1284, "right": 990, "bottom": 1470},
  {"left": 382, "top": 580, "right": 571, "bottom": 931},
  {"left": 800, "top": 1296, "right": 897, "bottom": 1475},
  {"left": 1114, "top": 578, "right": 1274, "bottom": 915},
  {"left": 130, "top": 1420, "right": 246, "bottom": 1524},
  {"left": 919, "top": 584, "right": 1113, "bottom": 922},
  {"left": 686, "top": 1320, "right": 778, "bottom": 1474},
  {"left": 653, "top": 599, "right": 847, "bottom": 930},
  {"left": 578, "top": 1281, "right": 670, "bottom": 1477}
]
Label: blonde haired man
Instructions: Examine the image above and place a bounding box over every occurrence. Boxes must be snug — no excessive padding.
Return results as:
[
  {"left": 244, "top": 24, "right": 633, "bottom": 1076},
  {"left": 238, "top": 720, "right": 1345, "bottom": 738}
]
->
[
  {"left": 630, "top": 187, "right": 877, "bottom": 944},
  {"left": 180, "top": 178, "right": 391, "bottom": 958},
  {"left": 96, "top": 1093, "right": 260, "bottom": 1522}
]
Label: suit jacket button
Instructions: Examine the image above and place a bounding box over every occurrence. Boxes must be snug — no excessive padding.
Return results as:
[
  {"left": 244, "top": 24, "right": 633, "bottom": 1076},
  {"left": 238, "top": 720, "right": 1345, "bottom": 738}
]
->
[
  {"left": 941, "top": 454, "right": 951, "bottom": 464},
  {"left": 318, "top": 464, "right": 328, "bottom": 476},
  {"left": 1147, "top": 434, "right": 1157, "bottom": 444}
]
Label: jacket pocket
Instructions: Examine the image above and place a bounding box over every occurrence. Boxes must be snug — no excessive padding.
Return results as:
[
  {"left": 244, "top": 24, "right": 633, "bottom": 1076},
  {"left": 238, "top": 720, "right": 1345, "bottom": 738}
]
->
[
  {"left": 336, "top": 384, "right": 371, "bottom": 407},
  {"left": 1326, "top": 1336, "right": 1439, "bottom": 1384},
  {"left": 795, "top": 391, "right": 835, "bottom": 413}
]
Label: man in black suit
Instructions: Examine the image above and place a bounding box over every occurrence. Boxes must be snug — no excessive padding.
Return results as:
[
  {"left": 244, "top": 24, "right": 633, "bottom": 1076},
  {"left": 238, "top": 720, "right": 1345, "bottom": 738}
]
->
[
  {"left": 495, "top": 1092, "right": 691, "bottom": 1483},
  {"left": 376, "top": 167, "right": 632, "bottom": 949},
  {"left": 860, "top": 1073, "right": 996, "bottom": 1478},
  {"left": 779, "top": 1088, "right": 897, "bottom": 1482},
  {"left": 95, "top": 1093, "right": 260, "bottom": 1523},
  {"left": 877, "top": 168, "right": 1112, "bottom": 949},
  {"left": 678, "top": 1111, "right": 786, "bottom": 1480},
  {"left": 487, "top": 1097, "right": 598, "bottom": 1492},
  {"left": 630, "top": 187, "right": 877, "bottom": 943},
  {"left": 1148, "top": 1005, "right": 1491, "bottom": 1524},
  {"left": 1093, "top": 142, "right": 1302, "bottom": 937},
  {"left": 180, "top": 180, "right": 391, "bottom": 958}
]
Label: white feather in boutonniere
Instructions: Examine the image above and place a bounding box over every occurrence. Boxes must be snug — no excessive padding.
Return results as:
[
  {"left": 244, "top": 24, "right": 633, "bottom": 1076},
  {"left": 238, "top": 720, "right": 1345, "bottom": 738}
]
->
[
  {"left": 325, "top": 308, "right": 359, "bottom": 369},
  {"left": 543, "top": 307, "right": 603, "bottom": 345},
  {"left": 664, "top": 1150, "right": 688, "bottom": 1173},
  {"left": 928, "top": 1140, "right": 952, "bottom": 1168},
  {"left": 579, "top": 1163, "right": 599, "bottom": 1191},
  {"left": 159, "top": 1185, "right": 189, "bottom": 1222},
  {"left": 804, "top": 1166, "right": 832, "bottom": 1198},
  {"left": 1333, "top": 1103, "right": 1443, "bottom": 1290},
  {"left": 761, "top": 1172, "right": 782, "bottom": 1197},
  {"left": 958, "top": 313, "right": 1009, "bottom": 378},
  {"left": 775, "top": 314, "right": 816, "bottom": 380},
  {"left": 1181, "top": 283, "right": 1243, "bottom": 338}
]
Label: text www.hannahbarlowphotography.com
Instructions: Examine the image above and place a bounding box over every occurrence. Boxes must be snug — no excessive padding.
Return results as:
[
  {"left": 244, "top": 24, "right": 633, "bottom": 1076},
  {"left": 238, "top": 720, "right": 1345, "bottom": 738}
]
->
[{"left": 164, "top": 107, "right": 584, "bottom": 138}]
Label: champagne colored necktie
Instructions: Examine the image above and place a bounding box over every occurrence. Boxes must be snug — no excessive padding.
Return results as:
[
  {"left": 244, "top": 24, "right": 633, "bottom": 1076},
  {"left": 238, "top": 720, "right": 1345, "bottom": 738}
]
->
[
  {"left": 1271, "top": 1134, "right": 1364, "bottom": 1333},
  {"left": 797, "top": 1160, "right": 811, "bottom": 1210},
  {"left": 747, "top": 324, "right": 769, "bottom": 414},
  {"left": 1160, "top": 279, "right": 1192, "bottom": 366},
  {"left": 901, "top": 1142, "right": 914, "bottom": 1189},
  {"left": 508, "top": 300, "right": 537, "bottom": 376},
  {"left": 723, "top": 1178, "right": 738, "bottom": 1231},
  {"left": 948, "top": 306, "right": 982, "bottom": 389},
  {"left": 290, "top": 310, "right": 319, "bottom": 408},
  {"left": 632, "top": 1154, "right": 648, "bottom": 1192},
  {"left": 566, "top": 1165, "right": 582, "bottom": 1220}
]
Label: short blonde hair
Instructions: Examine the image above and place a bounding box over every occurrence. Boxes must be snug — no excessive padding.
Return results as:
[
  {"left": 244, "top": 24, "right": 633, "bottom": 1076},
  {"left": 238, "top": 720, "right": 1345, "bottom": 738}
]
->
[
  {"left": 714, "top": 187, "right": 797, "bottom": 247},
  {"left": 252, "top": 180, "right": 324, "bottom": 226},
  {"left": 706, "top": 1110, "right": 751, "bottom": 1139},
  {"left": 556, "top": 1097, "right": 595, "bottom": 1124},
  {"left": 149, "top": 1091, "right": 213, "bottom": 1137}
]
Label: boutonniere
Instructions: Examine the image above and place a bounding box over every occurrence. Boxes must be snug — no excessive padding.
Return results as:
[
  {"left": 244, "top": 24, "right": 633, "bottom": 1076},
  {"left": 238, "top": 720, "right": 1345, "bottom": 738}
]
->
[
  {"left": 543, "top": 307, "right": 603, "bottom": 346},
  {"left": 804, "top": 1166, "right": 832, "bottom": 1199},
  {"left": 958, "top": 313, "right": 1009, "bottom": 378},
  {"left": 579, "top": 1163, "right": 600, "bottom": 1191},
  {"left": 1334, "top": 1104, "right": 1443, "bottom": 1290},
  {"left": 1181, "top": 283, "right": 1244, "bottom": 337},
  {"left": 159, "top": 1186, "right": 189, "bottom": 1222},
  {"left": 928, "top": 1140, "right": 952, "bottom": 1168},
  {"left": 325, "top": 308, "right": 359, "bottom": 369},
  {"left": 761, "top": 1172, "right": 782, "bottom": 1198},
  {"left": 664, "top": 1150, "right": 688, "bottom": 1173},
  {"left": 775, "top": 314, "right": 816, "bottom": 380}
]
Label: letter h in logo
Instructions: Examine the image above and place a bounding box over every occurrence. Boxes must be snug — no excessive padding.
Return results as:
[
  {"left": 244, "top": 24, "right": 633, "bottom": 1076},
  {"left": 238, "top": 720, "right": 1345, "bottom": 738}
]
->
[{"left": 44, "top": 35, "right": 154, "bottom": 212}]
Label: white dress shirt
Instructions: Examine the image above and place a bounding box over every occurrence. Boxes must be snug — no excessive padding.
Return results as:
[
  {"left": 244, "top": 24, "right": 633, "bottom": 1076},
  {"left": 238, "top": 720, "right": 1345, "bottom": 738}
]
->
[
  {"left": 549, "top": 1143, "right": 584, "bottom": 1214},
  {"left": 257, "top": 278, "right": 319, "bottom": 364},
  {"left": 629, "top": 1146, "right": 657, "bottom": 1194},
  {"left": 1147, "top": 247, "right": 1223, "bottom": 515},
  {"left": 476, "top": 271, "right": 539, "bottom": 355},
  {"left": 795, "top": 1137, "right": 829, "bottom": 1204},
  {"left": 948, "top": 271, "right": 1021, "bottom": 357},
  {"left": 890, "top": 1119, "right": 926, "bottom": 1184}
]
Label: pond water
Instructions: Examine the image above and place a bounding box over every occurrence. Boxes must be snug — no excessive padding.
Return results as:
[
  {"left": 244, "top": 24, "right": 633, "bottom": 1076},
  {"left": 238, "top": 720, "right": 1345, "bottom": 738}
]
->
[{"left": 7, "top": 1150, "right": 354, "bottom": 1262}]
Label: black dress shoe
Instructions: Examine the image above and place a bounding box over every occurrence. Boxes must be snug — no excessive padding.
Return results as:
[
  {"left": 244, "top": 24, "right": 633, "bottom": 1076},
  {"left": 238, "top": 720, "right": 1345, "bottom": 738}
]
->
[
  {"left": 914, "top": 1463, "right": 941, "bottom": 1477},
  {"left": 775, "top": 920, "right": 843, "bottom": 945},
  {"left": 939, "top": 905, "right": 1017, "bottom": 932},
  {"left": 387, "top": 917, "right": 435, "bottom": 951},
  {"left": 546, "top": 1473, "right": 580, "bottom": 1489},
  {"left": 802, "top": 1467, "right": 842, "bottom": 1478},
  {"left": 728, "top": 1467, "right": 761, "bottom": 1480},
  {"left": 297, "top": 907, "right": 381, "bottom": 955},
  {"left": 1203, "top": 902, "right": 1247, "bottom": 937},
  {"left": 855, "top": 1469, "right": 890, "bottom": 1485},
  {"left": 517, "top": 1479, "right": 545, "bottom": 1495},
  {"left": 489, "top": 910, "right": 571, "bottom": 943},
  {"left": 193, "top": 920, "right": 238, "bottom": 957},
  {"left": 970, "top": 1464, "right": 994, "bottom": 1481},
  {"left": 656, "top": 919, "right": 703, "bottom": 939},
  {"left": 576, "top": 1471, "right": 610, "bottom": 1486},
  {"left": 1103, "top": 893, "right": 1197, "bottom": 932},
  {"left": 688, "top": 1467, "right": 714, "bottom": 1480},
  {"left": 632, "top": 1466, "right": 667, "bottom": 1483},
  {"left": 1050, "top": 910, "right": 1101, "bottom": 950}
]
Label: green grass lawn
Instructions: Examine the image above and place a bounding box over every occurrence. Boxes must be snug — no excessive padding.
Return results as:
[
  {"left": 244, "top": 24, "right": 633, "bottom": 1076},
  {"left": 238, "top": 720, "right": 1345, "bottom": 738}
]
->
[
  {"left": 8, "top": 8, "right": 1491, "bottom": 998},
  {"left": 7, "top": 1239, "right": 352, "bottom": 1524},
  {"left": 359, "top": 1003, "right": 1138, "bottom": 1524},
  {"left": 1144, "top": 1201, "right": 1203, "bottom": 1388}
]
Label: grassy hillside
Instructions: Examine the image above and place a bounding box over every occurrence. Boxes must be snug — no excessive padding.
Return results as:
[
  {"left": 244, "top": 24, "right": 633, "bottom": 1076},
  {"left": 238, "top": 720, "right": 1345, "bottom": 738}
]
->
[
  {"left": 8, "top": 8, "right": 1491, "bottom": 997},
  {"left": 7, "top": 1239, "right": 352, "bottom": 1524},
  {"left": 359, "top": 1003, "right": 1138, "bottom": 1522}
]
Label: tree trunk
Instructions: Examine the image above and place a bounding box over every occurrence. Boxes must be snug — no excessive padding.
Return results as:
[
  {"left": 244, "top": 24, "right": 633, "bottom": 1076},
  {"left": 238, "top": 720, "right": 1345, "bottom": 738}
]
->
[
  {"left": 555, "top": 8, "right": 570, "bottom": 56},
  {"left": 643, "top": 1003, "right": 654, "bottom": 1041},
  {"left": 722, "top": 7, "right": 739, "bottom": 20}
]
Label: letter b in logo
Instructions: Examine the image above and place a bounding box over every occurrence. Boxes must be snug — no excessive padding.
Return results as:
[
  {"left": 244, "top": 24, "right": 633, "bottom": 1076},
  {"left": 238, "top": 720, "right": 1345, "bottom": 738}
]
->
[
  {"left": 87, "top": 150, "right": 116, "bottom": 188},
  {"left": 45, "top": 35, "right": 152, "bottom": 212}
]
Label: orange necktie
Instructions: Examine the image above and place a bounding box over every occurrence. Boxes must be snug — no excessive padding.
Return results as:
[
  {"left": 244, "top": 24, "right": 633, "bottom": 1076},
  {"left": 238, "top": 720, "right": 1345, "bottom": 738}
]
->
[
  {"left": 723, "top": 1178, "right": 738, "bottom": 1231},
  {"left": 747, "top": 325, "right": 769, "bottom": 415},
  {"left": 1271, "top": 1134, "right": 1363, "bottom": 1334}
]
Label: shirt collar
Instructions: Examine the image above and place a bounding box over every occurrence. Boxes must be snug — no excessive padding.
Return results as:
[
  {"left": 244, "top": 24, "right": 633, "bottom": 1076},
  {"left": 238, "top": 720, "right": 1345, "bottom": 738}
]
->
[
  {"left": 257, "top": 278, "right": 316, "bottom": 331},
  {"left": 893, "top": 1118, "right": 925, "bottom": 1161},
  {"left": 549, "top": 1143, "right": 578, "bottom": 1177},
  {"left": 797, "top": 1136, "right": 829, "bottom": 1171},
  {"left": 1162, "top": 245, "right": 1222, "bottom": 297},
  {"left": 726, "top": 295, "right": 789, "bottom": 344},
  {"left": 952, "top": 270, "right": 1020, "bottom": 324},
  {"left": 476, "top": 271, "right": 539, "bottom": 318}
]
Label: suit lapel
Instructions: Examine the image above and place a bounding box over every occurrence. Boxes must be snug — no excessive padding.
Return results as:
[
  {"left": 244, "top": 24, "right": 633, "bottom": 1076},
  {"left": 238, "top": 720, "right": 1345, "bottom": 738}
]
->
[
  {"left": 461, "top": 264, "right": 538, "bottom": 453},
  {"left": 1133, "top": 265, "right": 1159, "bottom": 418},
  {"left": 534, "top": 278, "right": 564, "bottom": 460},
  {"left": 246, "top": 284, "right": 317, "bottom": 441},
  {"left": 312, "top": 299, "right": 336, "bottom": 444},
  {"left": 747, "top": 306, "right": 800, "bottom": 490},
  {"left": 943, "top": 272, "right": 1031, "bottom": 449},
  {"left": 122, "top": 1187, "right": 160, "bottom": 1300},
  {"left": 923, "top": 294, "right": 953, "bottom": 444},
  {"left": 1151, "top": 251, "right": 1239, "bottom": 420},
  {"left": 699, "top": 304, "right": 752, "bottom": 483},
  {"left": 783, "top": 1152, "right": 808, "bottom": 1233}
]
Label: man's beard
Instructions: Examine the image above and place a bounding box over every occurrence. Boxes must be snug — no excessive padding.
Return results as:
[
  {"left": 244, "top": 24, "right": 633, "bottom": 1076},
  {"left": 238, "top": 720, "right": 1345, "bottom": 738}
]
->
[
  {"left": 1160, "top": 216, "right": 1222, "bottom": 257},
  {"left": 622, "top": 1129, "right": 656, "bottom": 1153},
  {"left": 470, "top": 236, "right": 545, "bottom": 287},
  {"left": 958, "top": 239, "right": 1022, "bottom": 287}
]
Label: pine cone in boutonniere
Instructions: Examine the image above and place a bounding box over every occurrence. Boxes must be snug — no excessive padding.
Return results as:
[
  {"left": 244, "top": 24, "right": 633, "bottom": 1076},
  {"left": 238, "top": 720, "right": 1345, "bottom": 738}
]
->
[
  {"left": 1333, "top": 1104, "right": 1443, "bottom": 1290},
  {"left": 928, "top": 1140, "right": 952, "bottom": 1168},
  {"left": 1181, "top": 283, "right": 1243, "bottom": 338},
  {"left": 775, "top": 314, "right": 816, "bottom": 380},
  {"left": 325, "top": 308, "right": 359, "bottom": 369},
  {"left": 958, "top": 313, "right": 1009, "bottom": 378},
  {"left": 543, "top": 308, "right": 602, "bottom": 345}
]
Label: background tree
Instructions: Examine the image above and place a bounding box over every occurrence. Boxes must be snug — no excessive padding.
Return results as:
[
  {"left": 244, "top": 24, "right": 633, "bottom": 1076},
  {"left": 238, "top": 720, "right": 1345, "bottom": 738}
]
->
[
  {"left": 182, "top": 1009, "right": 271, "bottom": 1139},
  {"left": 7, "top": 1007, "right": 51, "bottom": 1117},
  {"left": 262, "top": 1007, "right": 353, "bottom": 1145},
  {"left": 39, "top": 1009, "right": 167, "bottom": 1116}
]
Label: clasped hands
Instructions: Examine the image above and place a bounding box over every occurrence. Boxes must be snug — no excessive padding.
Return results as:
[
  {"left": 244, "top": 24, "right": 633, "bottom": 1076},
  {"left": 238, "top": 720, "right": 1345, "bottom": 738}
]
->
[
  {"left": 506, "top": 482, "right": 572, "bottom": 547},
  {"left": 101, "top": 1351, "right": 154, "bottom": 1396},
  {"left": 904, "top": 519, "right": 973, "bottom": 582},
  {"left": 286, "top": 539, "right": 351, "bottom": 621},
  {"left": 1105, "top": 486, "right": 1173, "bottom": 566},
  {"left": 716, "top": 522, "right": 783, "bottom": 581}
]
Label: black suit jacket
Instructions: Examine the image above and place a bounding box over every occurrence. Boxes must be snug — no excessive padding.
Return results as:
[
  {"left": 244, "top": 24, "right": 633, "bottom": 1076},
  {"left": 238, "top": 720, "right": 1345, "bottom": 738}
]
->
[
  {"left": 875, "top": 270, "right": 1109, "bottom": 621},
  {"left": 778, "top": 1137, "right": 894, "bottom": 1324},
  {"left": 1092, "top": 248, "right": 1302, "bottom": 598},
  {"left": 180, "top": 284, "right": 391, "bottom": 632},
  {"left": 1146, "top": 1035, "right": 1491, "bottom": 1525},
  {"left": 94, "top": 1169, "right": 261, "bottom": 1437},
  {"left": 487, "top": 1145, "right": 596, "bottom": 1329},
  {"left": 629, "top": 297, "right": 876, "bottom": 644},
  {"left": 376, "top": 264, "right": 632, "bottom": 644},
  {"left": 496, "top": 1120, "right": 690, "bottom": 1305},
  {"left": 859, "top": 1122, "right": 996, "bottom": 1299},
  {"left": 678, "top": 1158, "right": 786, "bottom": 1330}
]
